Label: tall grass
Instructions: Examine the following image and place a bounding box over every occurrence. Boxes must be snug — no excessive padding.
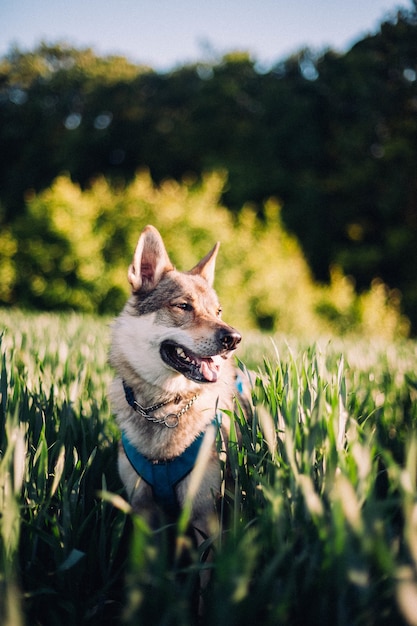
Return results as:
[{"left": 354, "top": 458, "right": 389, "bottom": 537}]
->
[
  {"left": 0, "top": 310, "right": 127, "bottom": 625},
  {"left": 1, "top": 309, "right": 417, "bottom": 625}
]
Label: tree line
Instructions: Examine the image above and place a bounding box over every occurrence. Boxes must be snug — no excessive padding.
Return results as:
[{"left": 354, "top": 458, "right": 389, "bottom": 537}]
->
[{"left": 0, "top": 6, "right": 417, "bottom": 330}]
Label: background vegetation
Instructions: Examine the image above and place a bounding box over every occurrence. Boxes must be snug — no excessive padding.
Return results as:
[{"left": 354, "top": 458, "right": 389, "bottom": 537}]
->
[
  {"left": 1, "top": 5, "right": 417, "bottom": 332},
  {"left": 1, "top": 310, "right": 417, "bottom": 625},
  {"left": 1, "top": 169, "right": 408, "bottom": 338}
]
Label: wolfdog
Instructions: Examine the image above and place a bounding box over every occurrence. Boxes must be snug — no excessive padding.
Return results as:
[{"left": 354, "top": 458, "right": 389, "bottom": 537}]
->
[{"left": 109, "top": 225, "right": 248, "bottom": 540}]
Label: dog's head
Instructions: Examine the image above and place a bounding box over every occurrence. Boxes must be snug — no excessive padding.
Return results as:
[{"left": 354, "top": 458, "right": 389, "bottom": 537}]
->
[{"left": 114, "top": 225, "right": 241, "bottom": 390}]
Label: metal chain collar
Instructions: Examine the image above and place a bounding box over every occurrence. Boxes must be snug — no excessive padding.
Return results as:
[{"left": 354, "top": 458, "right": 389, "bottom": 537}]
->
[
  {"left": 141, "top": 394, "right": 199, "bottom": 428},
  {"left": 123, "top": 382, "right": 199, "bottom": 428}
]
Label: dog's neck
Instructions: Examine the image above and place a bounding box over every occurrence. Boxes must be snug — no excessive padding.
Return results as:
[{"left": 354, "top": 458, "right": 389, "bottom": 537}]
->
[{"left": 122, "top": 380, "right": 200, "bottom": 428}]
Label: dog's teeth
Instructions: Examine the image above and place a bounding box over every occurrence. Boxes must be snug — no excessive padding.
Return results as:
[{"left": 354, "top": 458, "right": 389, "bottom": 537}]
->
[{"left": 176, "top": 347, "right": 191, "bottom": 362}]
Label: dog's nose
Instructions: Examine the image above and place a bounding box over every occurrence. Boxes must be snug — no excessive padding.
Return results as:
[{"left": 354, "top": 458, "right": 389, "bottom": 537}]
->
[{"left": 219, "top": 329, "right": 242, "bottom": 351}]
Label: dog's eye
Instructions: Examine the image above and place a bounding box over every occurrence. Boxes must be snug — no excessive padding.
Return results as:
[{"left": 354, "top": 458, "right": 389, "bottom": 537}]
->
[
  {"left": 217, "top": 307, "right": 222, "bottom": 317},
  {"left": 175, "top": 302, "right": 193, "bottom": 312}
]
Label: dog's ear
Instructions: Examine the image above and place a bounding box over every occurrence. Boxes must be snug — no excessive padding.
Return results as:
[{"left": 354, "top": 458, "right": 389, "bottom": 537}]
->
[
  {"left": 128, "top": 225, "right": 173, "bottom": 292},
  {"left": 189, "top": 242, "right": 220, "bottom": 287}
]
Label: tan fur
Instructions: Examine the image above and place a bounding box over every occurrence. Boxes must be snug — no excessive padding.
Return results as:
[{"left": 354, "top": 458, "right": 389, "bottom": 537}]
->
[{"left": 109, "top": 225, "right": 249, "bottom": 535}]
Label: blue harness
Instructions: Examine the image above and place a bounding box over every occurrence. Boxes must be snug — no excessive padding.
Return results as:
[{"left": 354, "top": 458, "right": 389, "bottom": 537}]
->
[
  {"left": 122, "top": 427, "right": 212, "bottom": 515},
  {"left": 122, "top": 373, "right": 244, "bottom": 515}
]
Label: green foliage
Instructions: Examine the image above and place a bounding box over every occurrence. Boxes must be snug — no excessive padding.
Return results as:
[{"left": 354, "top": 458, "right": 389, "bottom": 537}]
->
[
  {"left": 0, "top": 226, "right": 17, "bottom": 303},
  {"left": 0, "top": 43, "right": 147, "bottom": 89},
  {"left": 1, "top": 310, "right": 417, "bottom": 625},
  {"left": 315, "top": 267, "right": 410, "bottom": 339},
  {"left": 5, "top": 172, "right": 409, "bottom": 339}
]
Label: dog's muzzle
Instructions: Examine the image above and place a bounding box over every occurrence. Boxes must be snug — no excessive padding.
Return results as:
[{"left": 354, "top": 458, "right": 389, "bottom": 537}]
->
[{"left": 160, "top": 328, "right": 241, "bottom": 383}]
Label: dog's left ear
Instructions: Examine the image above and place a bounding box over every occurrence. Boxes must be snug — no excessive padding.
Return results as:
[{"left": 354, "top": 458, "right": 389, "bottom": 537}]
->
[
  {"left": 128, "top": 225, "right": 173, "bottom": 292},
  {"left": 189, "top": 242, "right": 220, "bottom": 287}
]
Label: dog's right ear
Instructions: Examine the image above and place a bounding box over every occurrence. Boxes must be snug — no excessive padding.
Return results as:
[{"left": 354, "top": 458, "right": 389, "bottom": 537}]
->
[{"left": 128, "top": 225, "right": 173, "bottom": 293}]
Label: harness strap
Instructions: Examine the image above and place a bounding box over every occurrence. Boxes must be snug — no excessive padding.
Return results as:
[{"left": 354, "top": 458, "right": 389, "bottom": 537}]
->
[{"left": 122, "top": 423, "right": 216, "bottom": 515}]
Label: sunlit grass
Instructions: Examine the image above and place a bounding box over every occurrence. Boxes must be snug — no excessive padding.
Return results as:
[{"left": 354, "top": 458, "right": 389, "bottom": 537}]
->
[{"left": 1, "top": 309, "right": 417, "bottom": 625}]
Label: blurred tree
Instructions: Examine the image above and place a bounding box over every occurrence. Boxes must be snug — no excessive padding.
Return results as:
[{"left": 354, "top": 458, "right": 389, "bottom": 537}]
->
[
  {"left": 0, "top": 7, "right": 417, "bottom": 329},
  {"left": 6, "top": 171, "right": 408, "bottom": 339},
  {"left": 0, "top": 44, "right": 148, "bottom": 216},
  {"left": 314, "top": 10, "right": 417, "bottom": 321}
]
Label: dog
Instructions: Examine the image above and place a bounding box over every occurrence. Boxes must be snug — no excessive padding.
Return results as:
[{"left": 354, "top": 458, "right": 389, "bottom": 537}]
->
[{"left": 109, "top": 225, "right": 249, "bottom": 543}]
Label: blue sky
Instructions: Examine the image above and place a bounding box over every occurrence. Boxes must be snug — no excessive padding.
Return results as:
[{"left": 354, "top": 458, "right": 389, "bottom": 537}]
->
[{"left": 1, "top": 0, "right": 412, "bottom": 71}]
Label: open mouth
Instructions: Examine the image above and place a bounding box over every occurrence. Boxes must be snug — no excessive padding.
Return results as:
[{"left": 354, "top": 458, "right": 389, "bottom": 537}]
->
[{"left": 160, "top": 341, "right": 225, "bottom": 383}]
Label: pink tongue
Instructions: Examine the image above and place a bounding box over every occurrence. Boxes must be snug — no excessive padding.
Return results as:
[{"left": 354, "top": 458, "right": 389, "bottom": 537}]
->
[{"left": 200, "top": 356, "right": 222, "bottom": 382}]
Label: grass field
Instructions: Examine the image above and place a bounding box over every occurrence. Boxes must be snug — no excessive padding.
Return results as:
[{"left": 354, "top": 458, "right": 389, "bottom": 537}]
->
[{"left": 1, "top": 309, "right": 417, "bottom": 625}]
